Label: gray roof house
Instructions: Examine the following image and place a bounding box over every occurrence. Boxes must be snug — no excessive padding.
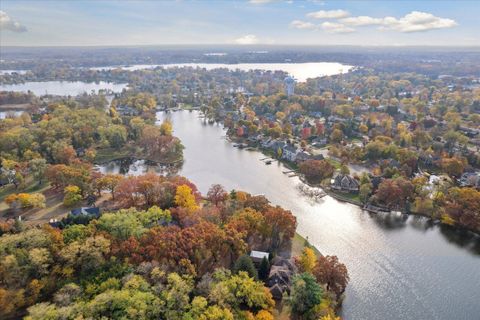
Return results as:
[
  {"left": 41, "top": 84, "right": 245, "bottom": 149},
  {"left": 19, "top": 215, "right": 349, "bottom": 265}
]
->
[
  {"left": 282, "top": 144, "right": 300, "bottom": 162},
  {"left": 331, "top": 174, "right": 360, "bottom": 193}
]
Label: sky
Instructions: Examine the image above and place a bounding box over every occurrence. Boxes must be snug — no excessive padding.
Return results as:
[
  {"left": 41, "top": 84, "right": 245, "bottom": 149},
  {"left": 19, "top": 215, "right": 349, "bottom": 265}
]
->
[{"left": 1, "top": 0, "right": 479, "bottom": 47}]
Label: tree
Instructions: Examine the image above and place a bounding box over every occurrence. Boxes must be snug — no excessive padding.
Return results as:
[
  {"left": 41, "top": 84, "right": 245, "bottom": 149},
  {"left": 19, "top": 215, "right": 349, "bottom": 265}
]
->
[
  {"left": 299, "top": 160, "right": 334, "bottom": 183},
  {"left": 209, "top": 271, "right": 274, "bottom": 311},
  {"left": 290, "top": 273, "right": 323, "bottom": 320},
  {"left": 374, "top": 178, "right": 414, "bottom": 209},
  {"left": 29, "top": 159, "right": 47, "bottom": 185},
  {"left": 339, "top": 165, "right": 350, "bottom": 175},
  {"left": 297, "top": 247, "right": 317, "bottom": 273},
  {"left": 233, "top": 255, "right": 258, "bottom": 279},
  {"left": 5, "top": 193, "right": 46, "bottom": 209},
  {"left": 175, "top": 184, "right": 199, "bottom": 213},
  {"left": 95, "top": 174, "right": 123, "bottom": 200},
  {"left": 159, "top": 119, "right": 173, "bottom": 136},
  {"left": 440, "top": 157, "right": 465, "bottom": 178},
  {"left": 359, "top": 183, "right": 372, "bottom": 204},
  {"left": 97, "top": 209, "right": 145, "bottom": 240},
  {"left": 263, "top": 206, "right": 296, "bottom": 250},
  {"left": 207, "top": 184, "right": 228, "bottom": 206},
  {"left": 104, "top": 125, "right": 127, "bottom": 149},
  {"left": 258, "top": 257, "right": 270, "bottom": 281},
  {"left": 330, "top": 129, "right": 343, "bottom": 143},
  {"left": 63, "top": 185, "right": 82, "bottom": 207},
  {"left": 313, "top": 255, "right": 349, "bottom": 298},
  {"left": 444, "top": 187, "right": 480, "bottom": 231}
]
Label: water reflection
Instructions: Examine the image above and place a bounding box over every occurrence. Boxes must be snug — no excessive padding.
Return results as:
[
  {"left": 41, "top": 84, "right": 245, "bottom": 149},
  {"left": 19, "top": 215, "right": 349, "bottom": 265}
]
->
[{"left": 95, "top": 158, "right": 180, "bottom": 176}]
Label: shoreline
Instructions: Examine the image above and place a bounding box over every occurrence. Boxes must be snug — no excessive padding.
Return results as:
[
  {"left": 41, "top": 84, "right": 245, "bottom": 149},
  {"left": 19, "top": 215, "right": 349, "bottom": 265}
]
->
[{"left": 224, "top": 132, "right": 480, "bottom": 236}]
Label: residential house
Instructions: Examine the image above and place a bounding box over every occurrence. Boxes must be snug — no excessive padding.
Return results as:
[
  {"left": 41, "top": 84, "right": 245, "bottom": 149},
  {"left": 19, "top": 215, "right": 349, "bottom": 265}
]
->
[
  {"left": 459, "top": 172, "right": 480, "bottom": 188},
  {"left": 282, "top": 144, "right": 300, "bottom": 162},
  {"left": 71, "top": 207, "right": 100, "bottom": 218},
  {"left": 267, "top": 258, "right": 296, "bottom": 301},
  {"left": 331, "top": 174, "right": 360, "bottom": 193}
]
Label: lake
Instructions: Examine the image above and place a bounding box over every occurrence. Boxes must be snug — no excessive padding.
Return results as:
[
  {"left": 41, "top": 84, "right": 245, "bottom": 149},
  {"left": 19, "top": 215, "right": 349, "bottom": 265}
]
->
[
  {"left": 165, "top": 111, "right": 480, "bottom": 320},
  {"left": 0, "top": 81, "right": 128, "bottom": 96},
  {"left": 97, "top": 110, "right": 480, "bottom": 320},
  {"left": 90, "top": 62, "right": 354, "bottom": 82}
]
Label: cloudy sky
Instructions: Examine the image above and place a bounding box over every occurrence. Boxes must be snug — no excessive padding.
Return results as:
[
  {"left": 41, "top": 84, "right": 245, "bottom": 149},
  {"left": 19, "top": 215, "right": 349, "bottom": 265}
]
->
[{"left": 1, "top": 0, "right": 478, "bottom": 46}]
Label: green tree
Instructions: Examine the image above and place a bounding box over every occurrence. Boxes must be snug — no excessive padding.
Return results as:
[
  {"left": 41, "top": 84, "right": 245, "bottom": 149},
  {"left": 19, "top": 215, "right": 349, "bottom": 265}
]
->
[
  {"left": 290, "top": 273, "right": 323, "bottom": 320},
  {"left": 233, "top": 255, "right": 258, "bottom": 280},
  {"left": 29, "top": 159, "right": 47, "bottom": 186}
]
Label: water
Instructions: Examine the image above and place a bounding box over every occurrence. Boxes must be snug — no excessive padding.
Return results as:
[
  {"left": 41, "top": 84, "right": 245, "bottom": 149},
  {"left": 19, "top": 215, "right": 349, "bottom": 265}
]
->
[
  {"left": 0, "top": 81, "right": 128, "bottom": 96},
  {"left": 90, "top": 62, "right": 353, "bottom": 82},
  {"left": 0, "top": 70, "right": 27, "bottom": 75},
  {"left": 99, "top": 110, "right": 480, "bottom": 320},
  {"left": 0, "top": 110, "right": 23, "bottom": 119}
]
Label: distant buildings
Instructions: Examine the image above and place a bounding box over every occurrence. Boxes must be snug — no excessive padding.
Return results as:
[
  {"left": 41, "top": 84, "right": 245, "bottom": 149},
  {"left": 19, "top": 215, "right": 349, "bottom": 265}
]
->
[{"left": 284, "top": 76, "right": 296, "bottom": 96}]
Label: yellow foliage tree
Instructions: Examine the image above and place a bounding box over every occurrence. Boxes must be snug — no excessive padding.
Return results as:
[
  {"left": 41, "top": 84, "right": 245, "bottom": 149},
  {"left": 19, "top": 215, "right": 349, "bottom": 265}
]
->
[
  {"left": 256, "top": 310, "right": 274, "bottom": 320},
  {"left": 175, "top": 184, "right": 199, "bottom": 213},
  {"left": 160, "top": 120, "right": 173, "bottom": 136},
  {"left": 298, "top": 247, "right": 317, "bottom": 273}
]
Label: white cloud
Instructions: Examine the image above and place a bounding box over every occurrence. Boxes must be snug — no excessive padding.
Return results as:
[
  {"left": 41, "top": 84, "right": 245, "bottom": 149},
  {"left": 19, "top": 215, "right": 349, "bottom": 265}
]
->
[
  {"left": 0, "top": 11, "right": 27, "bottom": 32},
  {"left": 234, "top": 34, "right": 260, "bottom": 45},
  {"left": 382, "top": 11, "right": 457, "bottom": 32},
  {"left": 320, "top": 22, "right": 355, "bottom": 33},
  {"left": 340, "top": 11, "right": 457, "bottom": 33},
  {"left": 307, "top": 9, "right": 350, "bottom": 19},
  {"left": 340, "top": 16, "right": 383, "bottom": 26},
  {"left": 290, "top": 20, "right": 315, "bottom": 30}
]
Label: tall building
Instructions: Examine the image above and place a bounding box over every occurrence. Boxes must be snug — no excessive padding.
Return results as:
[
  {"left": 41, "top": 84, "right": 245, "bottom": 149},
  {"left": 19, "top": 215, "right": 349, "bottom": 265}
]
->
[{"left": 284, "top": 76, "right": 296, "bottom": 96}]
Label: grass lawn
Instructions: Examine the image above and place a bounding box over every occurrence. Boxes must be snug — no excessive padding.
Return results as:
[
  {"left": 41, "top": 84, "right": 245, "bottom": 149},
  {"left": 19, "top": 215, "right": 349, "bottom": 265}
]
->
[{"left": 326, "top": 158, "right": 342, "bottom": 170}]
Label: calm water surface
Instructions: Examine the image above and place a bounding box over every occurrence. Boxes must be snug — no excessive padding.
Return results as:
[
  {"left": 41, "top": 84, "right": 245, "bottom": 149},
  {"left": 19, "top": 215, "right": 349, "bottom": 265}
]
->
[
  {"left": 91, "top": 62, "right": 353, "bottom": 82},
  {"left": 154, "top": 110, "right": 479, "bottom": 320},
  {"left": 0, "top": 81, "right": 127, "bottom": 96}
]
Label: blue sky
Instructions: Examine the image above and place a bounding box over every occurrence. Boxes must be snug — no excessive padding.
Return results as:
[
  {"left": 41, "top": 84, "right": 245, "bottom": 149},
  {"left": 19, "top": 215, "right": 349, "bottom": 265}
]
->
[{"left": 1, "top": 0, "right": 478, "bottom": 46}]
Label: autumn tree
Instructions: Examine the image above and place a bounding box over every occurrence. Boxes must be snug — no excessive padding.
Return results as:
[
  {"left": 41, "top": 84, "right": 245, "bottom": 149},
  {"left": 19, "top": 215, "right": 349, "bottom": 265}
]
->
[
  {"left": 313, "top": 255, "right": 349, "bottom": 298},
  {"left": 207, "top": 184, "right": 229, "bottom": 206},
  {"left": 63, "top": 185, "right": 82, "bottom": 207},
  {"left": 299, "top": 160, "right": 335, "bottom": 183},
  {"left": 296, "top": 247, "right": 317, "bottom": 273},
  {"left": 263, "top": 206, "right": 296, "bottom": 250},
  {"left": 95, "top": 174, "right": 124, "bottom": 200},
  {"left": 175, "top": 184, "right": 199, "bottom": 213}
]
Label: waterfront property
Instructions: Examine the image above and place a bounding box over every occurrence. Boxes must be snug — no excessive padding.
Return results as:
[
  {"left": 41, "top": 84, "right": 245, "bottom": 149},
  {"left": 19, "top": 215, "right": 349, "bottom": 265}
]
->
[{"left": 331, "top": 174, "right": 360, "bottom": 193}]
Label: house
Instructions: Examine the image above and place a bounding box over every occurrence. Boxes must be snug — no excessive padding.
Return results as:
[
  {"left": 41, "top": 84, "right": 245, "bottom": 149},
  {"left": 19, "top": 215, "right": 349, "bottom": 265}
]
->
[
  {"left": 267, "top": 258, "right": 295, "bottom": 301},
  {"left": 296, "top": 151, "right": 312, "bottom": 162},
  {"left": 250, "top": 250, "right": 269, "bottom": 264},
  {"left": 459, "top": 172, "right": 480, "bottom": 188},
  {"left": 70, "top": 207, "right": 100, "bottom": 218},
  {"left": 331, "top": 174, "right": 360, "bottom": 193},
  {"left": 269, "top": 284, "right": 284, "bottom": 300},
  {"left": 282, "top": 144, "right": 300, "bottom": 162}
]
